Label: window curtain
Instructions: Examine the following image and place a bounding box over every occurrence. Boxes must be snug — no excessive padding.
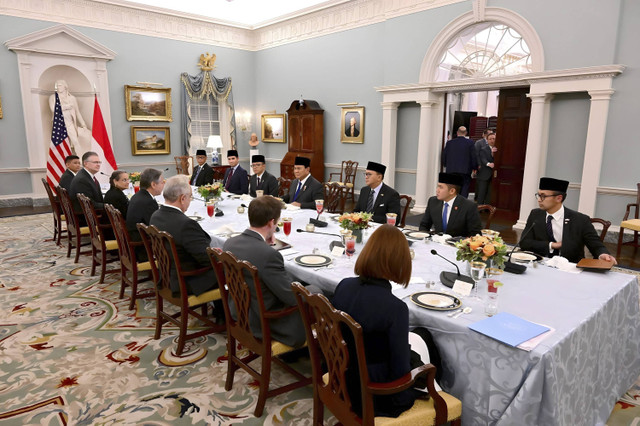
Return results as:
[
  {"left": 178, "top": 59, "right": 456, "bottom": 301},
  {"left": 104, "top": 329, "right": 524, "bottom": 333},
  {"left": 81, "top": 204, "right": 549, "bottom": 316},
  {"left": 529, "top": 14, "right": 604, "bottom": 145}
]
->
[{"left": 180, "top": 71, "right": 237, "bottom": 155}]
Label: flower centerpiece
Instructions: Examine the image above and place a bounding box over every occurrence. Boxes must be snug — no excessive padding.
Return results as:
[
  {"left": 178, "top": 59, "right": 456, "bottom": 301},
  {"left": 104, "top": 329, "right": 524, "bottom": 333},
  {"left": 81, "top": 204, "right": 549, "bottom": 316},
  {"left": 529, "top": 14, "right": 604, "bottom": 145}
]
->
[
  {"left": 197, "top": 182, "right": 223, "bottom": 201},
  {"left": 454, "top": 234, "right": 508, "bottom": 268},
  {"left": 129, "top": 172, "right": 141, "bottom": 185},
  {"left": 337, "top": 212, "right": 372, "bottom": 243}
]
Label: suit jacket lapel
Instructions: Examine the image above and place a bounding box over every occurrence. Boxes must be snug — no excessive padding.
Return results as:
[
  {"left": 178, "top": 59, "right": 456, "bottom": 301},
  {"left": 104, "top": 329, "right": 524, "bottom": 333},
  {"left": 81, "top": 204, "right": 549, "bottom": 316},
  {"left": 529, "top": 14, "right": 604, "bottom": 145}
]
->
[{"left": 447, "top": 197, "right": 462, "bottom": 228}]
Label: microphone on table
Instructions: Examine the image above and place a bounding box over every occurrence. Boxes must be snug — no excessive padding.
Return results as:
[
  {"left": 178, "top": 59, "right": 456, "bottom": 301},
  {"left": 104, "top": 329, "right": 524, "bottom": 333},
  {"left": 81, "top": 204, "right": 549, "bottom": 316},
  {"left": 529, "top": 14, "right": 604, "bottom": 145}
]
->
[
  {"left": 430, "top": 249, "right": 474, "bottom": 288},
  {"left": 504, "top": 221, "right": 537, "bottom": 274},
  {"left": 309, "top": 208, "right": 328, "bottom": 228},
  {"left": 296, "top": 228, "right": 341, "bottom": 238}
]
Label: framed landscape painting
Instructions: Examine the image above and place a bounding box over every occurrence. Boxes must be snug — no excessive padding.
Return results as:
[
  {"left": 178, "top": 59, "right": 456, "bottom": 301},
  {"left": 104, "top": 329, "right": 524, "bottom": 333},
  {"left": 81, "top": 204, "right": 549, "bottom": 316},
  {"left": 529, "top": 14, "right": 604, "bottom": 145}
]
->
[
  {"left": 261, "top": 114, "right": 286, "bottom": 143},
  {"left": 125, "top": 85, "right": 172, "bottom": 122},
  {"left": 131, "top": 126, "right": 170, "bottom": 155}
]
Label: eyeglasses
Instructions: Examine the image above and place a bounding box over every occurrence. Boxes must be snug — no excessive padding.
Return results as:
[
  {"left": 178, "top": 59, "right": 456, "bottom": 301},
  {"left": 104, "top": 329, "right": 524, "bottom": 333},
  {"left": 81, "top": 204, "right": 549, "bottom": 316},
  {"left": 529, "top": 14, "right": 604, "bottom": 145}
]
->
[
  {"left": 87, "top": 161, "right": 102, "bottom": 164},
  {"left": 534, "top": 192, "right": 562, "bottom": 201},
  {"left": 251, "top": 164, "right": 263, "bottom": 167},
  {"left": 364, "top": 173, "right": 374, "bottom": 177}
]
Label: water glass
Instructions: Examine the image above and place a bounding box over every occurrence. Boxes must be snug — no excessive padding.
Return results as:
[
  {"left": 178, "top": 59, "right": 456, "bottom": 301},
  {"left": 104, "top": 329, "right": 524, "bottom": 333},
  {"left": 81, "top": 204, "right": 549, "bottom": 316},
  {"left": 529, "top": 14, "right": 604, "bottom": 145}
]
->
[{"left": 470, "top": 261, "right": 486, "bottom": 300}]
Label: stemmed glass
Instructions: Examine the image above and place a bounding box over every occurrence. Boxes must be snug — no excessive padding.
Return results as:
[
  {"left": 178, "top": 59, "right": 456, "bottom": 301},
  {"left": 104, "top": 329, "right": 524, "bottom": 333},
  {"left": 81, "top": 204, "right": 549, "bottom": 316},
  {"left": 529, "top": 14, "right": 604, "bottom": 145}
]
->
[
  {"left": 315, "top": 199, "right": 324, "bottom": 220},
  {"left": 386, "top": 213, "right": 397, "bottom": 226},
  {"left": 345, "top": 235, "right": 356, "bottom": 261},
  {"left": 470, "top": 261, "right": 487, "bottom": 300},
  {"left": 282, "top": 217, "right": 292, "bottom": 241},
  {"left": 206, "top": 200, "right": 216, "bottom": 221}
]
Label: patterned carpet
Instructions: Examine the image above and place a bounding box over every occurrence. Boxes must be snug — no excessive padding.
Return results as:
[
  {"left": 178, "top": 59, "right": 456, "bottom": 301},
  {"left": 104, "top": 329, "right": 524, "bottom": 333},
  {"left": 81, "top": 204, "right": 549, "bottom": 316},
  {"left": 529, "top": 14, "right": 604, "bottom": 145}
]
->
[{"left": 1, "top": 214, "right": 638, "bottom": 425}]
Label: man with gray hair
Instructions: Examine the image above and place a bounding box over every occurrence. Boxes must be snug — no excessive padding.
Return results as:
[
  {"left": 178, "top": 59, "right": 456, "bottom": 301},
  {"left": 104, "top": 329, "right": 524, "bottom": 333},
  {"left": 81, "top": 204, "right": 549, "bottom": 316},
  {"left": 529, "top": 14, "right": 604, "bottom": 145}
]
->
[
  {"left": 127, "top": 168, "right": 165, "bottom": 260},
  {"left": 150, "top": 175, "right": 218, "bottom": 297}
]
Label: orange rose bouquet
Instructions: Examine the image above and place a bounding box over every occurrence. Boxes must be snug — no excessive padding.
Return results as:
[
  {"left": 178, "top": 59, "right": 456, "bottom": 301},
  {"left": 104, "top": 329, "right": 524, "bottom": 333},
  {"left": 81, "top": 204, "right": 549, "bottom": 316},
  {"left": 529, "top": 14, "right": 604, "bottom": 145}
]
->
[
  {"left": 454, "top": 234, "right": 508, "bottom": 267},
  {"left": 338, "top": 212, "right": 372, "bottom": 231}
]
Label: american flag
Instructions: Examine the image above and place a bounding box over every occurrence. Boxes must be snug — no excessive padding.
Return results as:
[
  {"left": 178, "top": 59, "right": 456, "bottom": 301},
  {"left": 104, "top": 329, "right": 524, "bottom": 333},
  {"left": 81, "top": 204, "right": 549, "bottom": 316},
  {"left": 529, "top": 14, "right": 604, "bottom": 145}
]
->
[{"left": 46, "top": 92, "right": 72, "bottom": 190}]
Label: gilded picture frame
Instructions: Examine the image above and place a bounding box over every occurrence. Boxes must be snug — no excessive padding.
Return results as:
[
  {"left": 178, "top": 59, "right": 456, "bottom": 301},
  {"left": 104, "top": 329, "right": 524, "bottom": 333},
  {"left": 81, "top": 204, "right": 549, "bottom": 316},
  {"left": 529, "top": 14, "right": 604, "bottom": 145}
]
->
[
  {"left": 125, "top": 85, "right": 172, "bottom": 122},
  {"left": 340, "top": 106, "right": 364, "bottom": 143},
  {"left": 261, "top": 114, "right": 286, "bottom": 143},
  {"left": 131, "top": 126, "right": 171, "bottom": 155}
]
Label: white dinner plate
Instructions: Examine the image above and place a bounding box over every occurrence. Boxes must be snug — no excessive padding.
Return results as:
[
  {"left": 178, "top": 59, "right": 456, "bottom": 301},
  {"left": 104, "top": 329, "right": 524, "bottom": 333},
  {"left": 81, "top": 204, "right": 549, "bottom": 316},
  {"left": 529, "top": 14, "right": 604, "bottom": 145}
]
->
[
  {"left": 294, "top": 254, "right": 332, "bottom": 267},
  {"left": 406, "top": 231, "right": 429, "bottom": 240},
  {"left": 511, "top": 252, "right": 539, "bottom": 262},
  {"left": 410, "top": 292, "right": 462, "bottom": 311}
]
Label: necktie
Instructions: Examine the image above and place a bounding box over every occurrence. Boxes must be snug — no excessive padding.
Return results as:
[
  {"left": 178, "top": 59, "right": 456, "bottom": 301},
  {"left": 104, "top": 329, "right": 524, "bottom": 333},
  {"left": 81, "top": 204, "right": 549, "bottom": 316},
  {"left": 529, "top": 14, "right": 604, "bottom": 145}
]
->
[
  {"left": 293, "top": 181, "right": 302, "bottom": 202},
  {"left": 256, "top": 176, "right": 261, "bottom": 188},
  {"left": 442, "top": 202, "right": 449, "bottom": 233},
  {"left": 93, "top": 176, "right": 100, "bottom": 188},
  {"left": 366, "top": 189, "right": 375, "bottom": 212},
  {"left": 225, "top": 168, "right": 234, "bottom": 190},
  {"left": 192, "top": 166, "right": 201, "bottom": 185},
  {"left": 546, "top": 215, "right": 556, "bottom": 242}
]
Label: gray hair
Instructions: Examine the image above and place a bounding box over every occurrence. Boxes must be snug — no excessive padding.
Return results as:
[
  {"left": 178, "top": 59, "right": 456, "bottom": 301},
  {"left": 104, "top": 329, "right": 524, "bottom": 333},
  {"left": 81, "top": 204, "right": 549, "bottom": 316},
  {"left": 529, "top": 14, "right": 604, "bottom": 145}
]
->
[{"left": 163, "top": 175, "right": 191, "bottom": 202}]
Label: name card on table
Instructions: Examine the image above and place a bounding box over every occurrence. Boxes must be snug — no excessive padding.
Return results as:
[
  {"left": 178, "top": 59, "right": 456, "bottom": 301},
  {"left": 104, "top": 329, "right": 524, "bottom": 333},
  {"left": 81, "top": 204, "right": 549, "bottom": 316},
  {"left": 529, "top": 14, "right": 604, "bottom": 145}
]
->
[
  {"left": 331, "top": 246, "right": 345, "bottom": 257},
  {"left": 452, "top": 280, "right": 473, "bottom": 297}
]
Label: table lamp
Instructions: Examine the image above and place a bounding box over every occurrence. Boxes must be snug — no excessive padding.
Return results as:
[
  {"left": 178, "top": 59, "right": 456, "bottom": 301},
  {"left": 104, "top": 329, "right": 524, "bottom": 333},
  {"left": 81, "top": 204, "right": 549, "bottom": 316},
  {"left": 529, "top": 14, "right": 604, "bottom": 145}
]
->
[{"left": 207, "top": 135, "right": 223, "bottom": 165}]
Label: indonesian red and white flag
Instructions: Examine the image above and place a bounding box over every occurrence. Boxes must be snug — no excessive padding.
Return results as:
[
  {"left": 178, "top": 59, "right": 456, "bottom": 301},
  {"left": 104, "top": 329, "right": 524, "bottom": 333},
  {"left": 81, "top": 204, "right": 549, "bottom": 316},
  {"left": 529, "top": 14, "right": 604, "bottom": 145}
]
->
[
  {"left": 46, "top": 92, "right": 72, "bottom": 190},
  {"left": 91, "top": 95, "right": 118, "bottom": 183}
]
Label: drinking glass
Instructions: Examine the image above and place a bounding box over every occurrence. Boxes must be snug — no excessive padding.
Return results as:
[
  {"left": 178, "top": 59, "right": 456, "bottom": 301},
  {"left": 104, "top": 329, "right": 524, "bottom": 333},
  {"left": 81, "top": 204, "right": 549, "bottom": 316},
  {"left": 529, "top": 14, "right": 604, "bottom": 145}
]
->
[
  {"left": 206, "top": 200, "right": 216, "bottom": 221},
  {"left": 386, "top": 213, "right": 397, "bottom": 226},
  {"left": 315, "top": 199, "right": 324, "bottom": 215},
  {"left": 256, "top": 190, "right": 264, "bottom": 197},
  {"left": 470, "top": 261, "right": 486, "bottom": 300},
  {"left": 282, "top": 217, "right": 292, "bottom": 239},
  {"left": 133, "top": 184, "right": 140, "bottom": 193},
  {"left": 345, "top": 235, "right": 356, "bottom": 261}
]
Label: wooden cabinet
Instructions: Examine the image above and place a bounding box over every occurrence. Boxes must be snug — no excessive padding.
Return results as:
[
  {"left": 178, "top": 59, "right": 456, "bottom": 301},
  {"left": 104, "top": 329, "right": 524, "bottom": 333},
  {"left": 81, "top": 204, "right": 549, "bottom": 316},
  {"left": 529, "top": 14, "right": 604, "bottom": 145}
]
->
[{"left": 281, "top": 100, "right": 324, "bottom": 180}]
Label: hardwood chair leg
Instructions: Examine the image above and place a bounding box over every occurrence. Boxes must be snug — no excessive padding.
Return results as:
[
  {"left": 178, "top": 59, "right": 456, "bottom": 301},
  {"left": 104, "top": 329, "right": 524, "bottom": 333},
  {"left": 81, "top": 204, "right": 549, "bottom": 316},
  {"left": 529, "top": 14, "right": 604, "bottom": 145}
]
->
[
  {"left": 176, "top": 309, "right": 188, "bottom": 355},
  {"left": 254, "top": 354, "right": 271, "bottom": 417},
  {"left": 617, "top": 226, "right": 625, "bottom": 259},
  {"left": 128, "top": 272, "right": 138, "bottom": 311},
  {"left": 225, "top": 337, "right": 236, "bottom": 391},
  {"left": 66, "top": 237, "right": 72, "bottom": 258},
  {"left": 119, "top": 270, "right": 127, "bottom": 300},
  {"left": 313, "top": 394, "right": 324, "bottom": 425},
  {"left": 99, "top": 251, "right": 107, "bottom": 283},
  {"left": 90, "top": 251, "right": 98, "bottom": 276},
  {"left": 74, "top": 235, "right": 82, "bottom": 263},
  {"left": 154, "top": 297, "right": 163, "bottom": 340}
]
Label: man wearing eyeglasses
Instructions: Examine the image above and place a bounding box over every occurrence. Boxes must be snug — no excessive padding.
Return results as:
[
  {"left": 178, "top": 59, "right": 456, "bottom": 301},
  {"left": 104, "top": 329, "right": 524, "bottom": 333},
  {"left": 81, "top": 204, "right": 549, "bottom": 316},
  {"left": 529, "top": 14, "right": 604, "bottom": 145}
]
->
[
  {"left": 520, "top": 177, "right": 616, "bottom": 264},
  {"left": 249, "top": 155, "right": 279, "bottom": 197},
  {"left": 69, "top": 151, "right": 105, "bottom": 214},
  {"left": 354, "top": 161, "right": 401, "bottom": 224}
]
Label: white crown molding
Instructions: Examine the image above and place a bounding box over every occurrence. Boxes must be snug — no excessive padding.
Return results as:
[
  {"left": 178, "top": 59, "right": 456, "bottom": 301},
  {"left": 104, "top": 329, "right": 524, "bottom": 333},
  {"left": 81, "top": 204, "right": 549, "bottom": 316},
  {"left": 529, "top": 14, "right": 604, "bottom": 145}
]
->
[{"left": 1, "top": 0, "right": 466, "bottom": 51}]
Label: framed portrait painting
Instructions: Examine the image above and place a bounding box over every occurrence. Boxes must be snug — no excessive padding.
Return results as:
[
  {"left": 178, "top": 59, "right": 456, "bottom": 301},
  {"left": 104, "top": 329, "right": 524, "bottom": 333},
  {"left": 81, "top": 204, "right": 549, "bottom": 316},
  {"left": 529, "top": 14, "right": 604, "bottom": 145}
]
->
[
  {"left": 131, "top": 126, "right": 170, "bottom": 155},
  {"left": 261, "top": 114, "right": 286, "bottom": 143},
  {"left": 125, "top": 85, "right": 172, "bottom": 122},
  {"left": 341, "top": 106, "right": 364, "bottom": 143}
]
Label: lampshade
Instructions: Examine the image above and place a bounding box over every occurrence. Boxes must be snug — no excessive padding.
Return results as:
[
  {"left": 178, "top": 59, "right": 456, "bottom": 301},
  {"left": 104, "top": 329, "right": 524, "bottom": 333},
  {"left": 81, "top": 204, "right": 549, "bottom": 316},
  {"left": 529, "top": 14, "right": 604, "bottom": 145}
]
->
[{"left": 207, "top": 135, "right": 223, "bottom": 149}]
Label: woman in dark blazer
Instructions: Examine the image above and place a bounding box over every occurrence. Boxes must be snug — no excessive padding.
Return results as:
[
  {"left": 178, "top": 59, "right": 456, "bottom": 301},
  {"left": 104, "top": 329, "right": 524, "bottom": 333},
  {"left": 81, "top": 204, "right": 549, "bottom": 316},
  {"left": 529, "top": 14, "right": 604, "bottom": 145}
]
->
[
  {"left": 331, "top": 224, "right": 419, "bottom": 418},
  {"left": 104, "top": 170, "right": 130, "bottom": 218}
]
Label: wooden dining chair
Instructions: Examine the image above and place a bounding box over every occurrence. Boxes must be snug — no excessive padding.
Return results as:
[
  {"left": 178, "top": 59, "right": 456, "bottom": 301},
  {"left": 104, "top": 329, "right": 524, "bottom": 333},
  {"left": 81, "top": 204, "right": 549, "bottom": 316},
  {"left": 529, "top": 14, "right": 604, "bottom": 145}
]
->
[
  {"left": 328, "top": 160, "right": 358, "bottom": 204},
  {"left": 77, "top": 194, "right": 120, "bottom": 283},
  {"left": 590, "top": 218, "right": 611, "bottom": 242},
  {"left": 57, "top": 186, "right": 91, "bottom": 263},
  {"left": 207, "top": 248, "right": 311, "bottom": 417},
  {"left": 477, "top": 204, "right": 497, "bottom": 229},
  {"left": 174, "top": 155, "right": 193, "bottom": 175},
  {"left": 323, "top": 182, "right": 346, "bottom": 214},
  {"left": 41, "top": 178, "right": 66, "bottom": 245},
  {"left": 105, "top": 204, "right": 152, "bottom": 310},
  {"left": 291, "top": 282, "right": 462, "bottom": 426},
  {"left": 399, "top": 194, "right": 413, "bottom": 228},
  {"left": 277, "top": 177, "right": 292, "bottom": 198},
  {"left": 617, "top": 183, "right": 640, "bottom": 259},
  {"left": 138, "top": 224, "right": 223, "bottom": 355}
]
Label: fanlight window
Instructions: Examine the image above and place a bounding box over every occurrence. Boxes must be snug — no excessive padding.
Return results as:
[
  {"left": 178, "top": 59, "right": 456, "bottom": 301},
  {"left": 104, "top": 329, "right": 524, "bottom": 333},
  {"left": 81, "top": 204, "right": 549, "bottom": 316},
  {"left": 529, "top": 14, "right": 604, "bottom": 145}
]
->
[{"left": 436, "top": 22, "right": 531, "bottom": 81}]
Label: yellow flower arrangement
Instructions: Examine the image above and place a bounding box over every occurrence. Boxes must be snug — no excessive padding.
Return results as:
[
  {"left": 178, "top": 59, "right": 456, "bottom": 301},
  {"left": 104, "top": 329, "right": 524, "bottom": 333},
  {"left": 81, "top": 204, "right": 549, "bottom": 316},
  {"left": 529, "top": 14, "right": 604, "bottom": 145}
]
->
[
  {"left": 338, "top": 212, "right": 373, "bottom": 231},
  {"left": 197, "top": 182, "right": 223, "bottom": 199},
  {"left": 129, "top": 172, "right": 141, "bottom": 184},
  {"left": 454, "top": 234, "right": 508, "bottom": 267}
]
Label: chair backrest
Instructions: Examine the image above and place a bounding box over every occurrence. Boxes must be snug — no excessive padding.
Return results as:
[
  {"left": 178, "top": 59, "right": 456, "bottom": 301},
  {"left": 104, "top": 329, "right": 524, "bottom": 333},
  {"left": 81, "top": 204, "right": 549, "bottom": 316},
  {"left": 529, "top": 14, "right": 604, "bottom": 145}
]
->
[
  {"left": 208, "top": 248, "right": 272, "bottom": 353},
  {"left": 590, "top": 217, "right": 611, "bottom": 242},
  {"left": 41, "top": 178, "right": 62, "bottom": 215},
  {"left": 399, "top": 195, "right": 412, "bottom": 228},
  {"left": 292, "top": 282, "right": 372, "bottom": 424},
  {"left": 77, "top": 193, "right": 106, "bottom": 250},
  {"left": 477, "top": 204, "right": 497, "bottom": 229},
  {"left": 105, "top": 204, "right": 135, "bottom": 269},
  {"left": 57, "top": 186, "right": 79, "bottom": 236},
  {"left": 342, "top": 160, "right": 358, "bottom": 186},
  {"left": 324, "top": 182, "right": 346, "bottom": 214},
  {"left": 174, "top": 155, "right": 193, "bottom": 175},
  {"left": 278, "top": 177, "right": 292, "bottom": 198}
]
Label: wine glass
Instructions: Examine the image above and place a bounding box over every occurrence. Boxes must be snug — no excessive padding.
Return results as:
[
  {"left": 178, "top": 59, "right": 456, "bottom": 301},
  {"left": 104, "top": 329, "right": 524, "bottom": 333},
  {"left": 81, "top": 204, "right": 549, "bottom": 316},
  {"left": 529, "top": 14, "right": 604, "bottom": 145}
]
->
[
  {"left": 282, "top": 217, "right": 292, "bottom": 240},
  {"left": 470, "top": 261, "right": 486, "bottom": 300},
  {"left": 206, "top": 200, "right": 216, "bottom": 221},
  {"left": 315, "top": 199, "right": 324, "bottom": 216},
  {"left": 345, "top": 235, "right": 356, "bottom": 261},
  {"left": 386, "top": 213, "right": 397, "bottom": 226}
]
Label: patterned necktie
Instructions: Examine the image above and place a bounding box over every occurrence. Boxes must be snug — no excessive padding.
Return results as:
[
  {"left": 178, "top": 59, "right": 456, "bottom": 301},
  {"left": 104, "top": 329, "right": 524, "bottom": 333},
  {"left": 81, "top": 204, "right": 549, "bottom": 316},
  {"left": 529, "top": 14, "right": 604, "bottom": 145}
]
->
[
  {"left": 192, "top": 166, "right": 201, "bottom": 185},
  {"left": 293, "top": 181, "right": 302, "bottom": 202},
  {"left": 546, "top": 215, "right": 556, "bottom": 242},
  {"left": 442, "top": 202, "right": 449, "bottom": 232},
  {"left": 225, "top": 168, "right": 234, "bottom": 190},
  {"left": 366, "top": 189, "right": 375, "bottom": 212}
]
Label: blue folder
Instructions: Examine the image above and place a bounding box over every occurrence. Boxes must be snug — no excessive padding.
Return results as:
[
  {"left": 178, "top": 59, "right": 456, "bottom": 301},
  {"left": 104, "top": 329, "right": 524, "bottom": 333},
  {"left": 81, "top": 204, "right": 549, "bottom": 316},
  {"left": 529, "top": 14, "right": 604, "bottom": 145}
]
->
[{"left": 468, "top": 312, "right": 550, "bottom": 347}]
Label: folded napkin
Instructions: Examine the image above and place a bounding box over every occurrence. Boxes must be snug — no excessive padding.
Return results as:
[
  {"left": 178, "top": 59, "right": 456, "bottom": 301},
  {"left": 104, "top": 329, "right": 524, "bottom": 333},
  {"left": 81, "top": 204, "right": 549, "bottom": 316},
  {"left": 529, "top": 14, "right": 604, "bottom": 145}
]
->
[
  {"left": 279, "top": 248, "right": 299, "bottom": 257},
  {"left": 240, "top": 194, "right": 253, "bottom": 202},
  {"left": 286, "top": 204, "right": 301, "bottom": 211},
  {"left": 432, "top": 234, "right": 452, "bottom": 245},
  {"left": 214, "top": 224, "right": 235, "bottom": 235},
  {"left": 545, "top": 256, "right": 581, "bottom": 274}
]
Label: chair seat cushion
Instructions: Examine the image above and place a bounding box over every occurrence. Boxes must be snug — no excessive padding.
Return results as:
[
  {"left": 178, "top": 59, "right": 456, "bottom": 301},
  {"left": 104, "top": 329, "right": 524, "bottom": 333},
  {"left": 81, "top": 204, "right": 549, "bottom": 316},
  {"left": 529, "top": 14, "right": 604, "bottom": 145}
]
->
[
  {"left": 136, "top": 261, "right": 151, "bottom": 271},
  {"left": 187, "top": 288, "right": 221, "bottom": 307},
  {"left": 105, "top": 240, "right": 118, "bottom": 251},
  {"left": 621, "top": 219, "right": 640, "bottom": 231},
  {"left": 61, "top": 214, "right": 66, "bottom": 221},
  {"left": 79, "top": 226, "right": 90, "bottom": 235},
  {"left": 345, "top": 183, "right": 354, "bottom": 188},
  {"left": 271, "top": 340, "right": 297, "bottom": 357}
]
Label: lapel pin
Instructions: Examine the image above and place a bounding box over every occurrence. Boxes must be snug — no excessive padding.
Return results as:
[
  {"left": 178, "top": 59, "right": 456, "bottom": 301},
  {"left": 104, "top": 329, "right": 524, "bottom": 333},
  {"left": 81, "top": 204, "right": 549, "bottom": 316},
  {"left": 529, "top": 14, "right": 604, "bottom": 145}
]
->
[
  {"left": 454, "top": 206, "right": 458, "bottom": 210},
  {"left": 303, "top": 186, "right": 307, "bottom": 191}
]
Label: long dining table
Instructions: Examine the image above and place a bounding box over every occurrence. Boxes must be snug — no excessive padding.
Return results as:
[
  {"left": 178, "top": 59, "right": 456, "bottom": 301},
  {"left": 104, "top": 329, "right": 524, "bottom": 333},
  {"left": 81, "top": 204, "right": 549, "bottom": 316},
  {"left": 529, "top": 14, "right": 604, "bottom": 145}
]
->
[{"left": 184, "top": 191, "right": 640, "bottom": 425}]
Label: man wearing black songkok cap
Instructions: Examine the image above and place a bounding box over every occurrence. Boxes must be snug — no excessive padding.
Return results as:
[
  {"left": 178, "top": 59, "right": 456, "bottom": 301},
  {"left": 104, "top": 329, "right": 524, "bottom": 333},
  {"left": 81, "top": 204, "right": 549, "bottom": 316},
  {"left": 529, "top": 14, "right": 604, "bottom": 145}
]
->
[
  {"left": 190, "top": 149, "right": 214, "bottom": 186},
  {"left": 222, "top": 149, "right": 249, "bottom": 195},
  {"left": 520, "top": 177, "right": 616, "bottom": 264},
  {"left": 354, "top": 161, "right": 401, "bottom": 224},
  {"left": 249, "top": 154, "right": 279, "bottom": 197},
  {"left": 419, "top": 172, "right": 482, "bottom": 237},
  {"left": 282, "top": 156, "right": 324, "bottom": 209}
]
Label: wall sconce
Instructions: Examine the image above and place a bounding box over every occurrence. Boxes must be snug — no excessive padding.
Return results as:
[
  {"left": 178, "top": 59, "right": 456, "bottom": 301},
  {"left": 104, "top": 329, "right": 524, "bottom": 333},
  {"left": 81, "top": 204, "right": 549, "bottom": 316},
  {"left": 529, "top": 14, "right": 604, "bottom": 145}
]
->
[{"left": 237, "top": 110, "right": 252, "bottom": 132}]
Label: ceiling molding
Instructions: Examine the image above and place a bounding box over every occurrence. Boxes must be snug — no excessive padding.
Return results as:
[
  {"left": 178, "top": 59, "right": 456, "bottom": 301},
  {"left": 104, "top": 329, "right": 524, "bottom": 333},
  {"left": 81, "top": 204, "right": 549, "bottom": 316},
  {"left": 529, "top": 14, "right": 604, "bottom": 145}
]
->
[{"left": 1, "top": 0, "right": 466, "bottom": 51}]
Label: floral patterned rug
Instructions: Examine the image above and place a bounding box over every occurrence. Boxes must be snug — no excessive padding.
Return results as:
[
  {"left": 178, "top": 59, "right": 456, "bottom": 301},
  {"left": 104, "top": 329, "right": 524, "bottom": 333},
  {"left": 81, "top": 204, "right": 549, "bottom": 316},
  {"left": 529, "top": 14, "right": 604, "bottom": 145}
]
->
[{"left": 1, "top": 214, "right": 638, "bottom": 425}]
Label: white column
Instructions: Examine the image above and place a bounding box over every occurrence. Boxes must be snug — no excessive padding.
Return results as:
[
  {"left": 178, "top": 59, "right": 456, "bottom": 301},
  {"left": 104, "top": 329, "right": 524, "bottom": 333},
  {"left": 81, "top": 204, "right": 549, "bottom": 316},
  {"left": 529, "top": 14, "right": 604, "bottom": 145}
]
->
[
  {"left": 476, "top": 91, "right": 488, "bottom": 117},
  {"left": 516, "top": 93, "right": 553, "bottom": 229},
  {"left": 578, "top": 89, "right": 615, "bottom": 216},
  {"left": 415, "top": 101, "right": 438, "bottom": 211},
  {"left": 380, "top": 101, "right": 399, "bottom": 187}
]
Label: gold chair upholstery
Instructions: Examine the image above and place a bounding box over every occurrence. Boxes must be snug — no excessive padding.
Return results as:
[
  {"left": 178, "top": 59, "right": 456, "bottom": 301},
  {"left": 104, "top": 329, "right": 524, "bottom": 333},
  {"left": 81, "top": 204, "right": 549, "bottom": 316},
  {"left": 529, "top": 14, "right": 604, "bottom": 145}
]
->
[{"left": 328, "top": 160, "right": 358, "bottom": 204}]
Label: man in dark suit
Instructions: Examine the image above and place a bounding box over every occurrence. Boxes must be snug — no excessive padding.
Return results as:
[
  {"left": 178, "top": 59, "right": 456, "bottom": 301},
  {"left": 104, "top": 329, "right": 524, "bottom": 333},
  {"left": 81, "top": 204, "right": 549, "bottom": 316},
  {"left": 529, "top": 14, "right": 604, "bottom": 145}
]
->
[
  {"left": 190, "top": 149, "right": 214, "bottom": 186},
  {"left": 442, "top": 126, "right": 477, "bottom": 197},
  {"left": 249, "top": 154, "right": 279, "bottom": 197},
  {"left": 222, "top": 149, "right": 249, "bottom": 195},
  {"left": 419, "top": 172, "right": 482, "bottom": 237},
  {"left": 520, "top": 177, "right": 617, "bottom": 264},
  {"left": 59, "top": 155, "right": 81, "bottom": 191},
  {"left": 127, "top": 168, "right": 165, "bottom": 259},
  {"left": 475, "top": 132, "right": 496, "bottom": 204},
  {"left": 223, "top": 196, "right": 321, "bottom": 347},
  {"left": 345, "top": 115, "right": 360, "bottom": 138},
  {"left": 354, "top": 161, "right": 401, "bottom": 224},
  {"left": 282, "top": 156, "right": 324, "bottom": 209},
  {"left": 69, "top": 151, "right": 104, "bottom": 214},
  {"left": 150, "top": 175, "right": 218, "bottom": 296}
]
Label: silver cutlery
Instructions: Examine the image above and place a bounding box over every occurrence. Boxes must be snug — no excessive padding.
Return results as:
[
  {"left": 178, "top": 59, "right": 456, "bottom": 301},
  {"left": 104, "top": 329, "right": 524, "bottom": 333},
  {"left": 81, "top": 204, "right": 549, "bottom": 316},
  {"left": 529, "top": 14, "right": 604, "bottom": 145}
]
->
[{"left": 447, "top": 308, "right": 463, "bottom": 317}]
